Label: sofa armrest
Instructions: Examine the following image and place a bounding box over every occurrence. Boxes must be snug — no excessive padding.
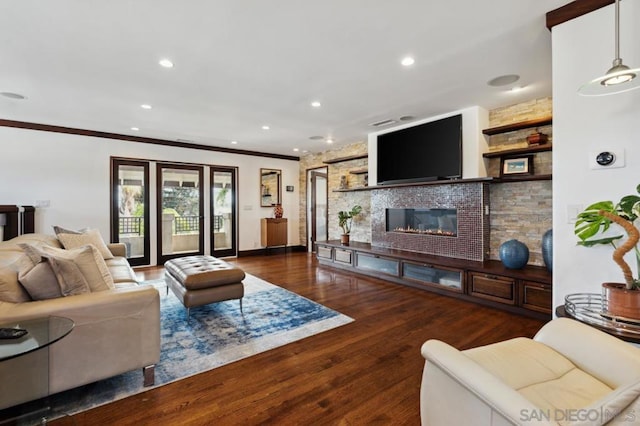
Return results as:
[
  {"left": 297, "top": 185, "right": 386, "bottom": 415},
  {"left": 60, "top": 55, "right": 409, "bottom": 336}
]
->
[
  {"left": 107, "top": 242, "right": 127, "bottom": 257},
  {"left": 421, "top": 340, "right": 556, "bottom": 426},
  {"left": 534, "top": 318, "right": 640, "bottom": 388}
]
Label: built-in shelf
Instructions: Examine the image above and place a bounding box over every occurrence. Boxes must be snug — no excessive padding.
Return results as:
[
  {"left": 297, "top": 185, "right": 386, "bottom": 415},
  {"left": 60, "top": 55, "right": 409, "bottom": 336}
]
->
[
  {"left": 494, "top": 174, "right": 552, "bottom": 183},
  {"left": 323, "top": 154, "right": 368, "bottom": 164},
  {"left": 482, "top": 117, "right": 552, "bottom": 136},
  {"left": 349, "top": 168, "right": 369, "bottom": 175},
  {"left": 482, "top": 144, "right": 552, "bottom": 158}
]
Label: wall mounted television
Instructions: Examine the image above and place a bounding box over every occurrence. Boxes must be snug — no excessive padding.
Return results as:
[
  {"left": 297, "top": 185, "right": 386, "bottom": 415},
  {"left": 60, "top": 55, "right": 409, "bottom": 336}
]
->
[{"left": 376, "top": 114, "right": 462, "bottom": 185}]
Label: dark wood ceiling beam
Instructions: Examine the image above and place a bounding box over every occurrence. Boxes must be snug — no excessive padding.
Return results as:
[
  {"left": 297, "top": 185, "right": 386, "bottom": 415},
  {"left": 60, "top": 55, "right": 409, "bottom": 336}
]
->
[
  {"left": 547, "top": 0, "right": 613, "bottom": 29},
  {"left": 0, "top": 118, "right": 300, "bottom": 161}
]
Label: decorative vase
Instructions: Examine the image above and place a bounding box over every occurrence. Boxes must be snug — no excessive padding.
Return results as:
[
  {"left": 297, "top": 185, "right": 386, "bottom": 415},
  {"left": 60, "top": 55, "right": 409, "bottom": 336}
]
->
[
  {"left": 541, "top": 229, "right": 553, "bottom": 272},
  {"left": 602, "top": 282, "right": 640, "bottom": 320},
  {"left": 273, "top": 204, "right": 283, "bottom": 219},
  {"left": 499, "top": 239, "right": 529, "bottom": 269},
  {"left": 340, "top": 234, "right": 350, "bottom": 245}
]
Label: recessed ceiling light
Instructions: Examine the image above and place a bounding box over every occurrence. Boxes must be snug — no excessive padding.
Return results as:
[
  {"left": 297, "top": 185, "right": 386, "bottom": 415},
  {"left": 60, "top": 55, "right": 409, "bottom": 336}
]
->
[
  {"left": 159, "top": 59, "right": 174, "bottom": 68},
  {"left": 141, "top": 104, "right": 152, "bottom": 109},
  {"left": 131, "top": 127, "right": 139, "bottom": 131},
  {"left": 230, "top": 140, "right": 238, "bottom": 144},
  {"left": 399, "top": 115, "right": 415, "bottom": 121},
  {"left": 401, "top": 56, "right": 415, "bottom": 67},
  {"left": 326, "top": 138, "right": 334, "bottom": 144},
  {"left": 311, "top": 101, "right": 321, "bottom": 108},
  {"left": 487, "top": 74, "right": 520, "bottom": 87},
  {"left": 302, "top": 150, "right": 308, "bottom": 153},
  {"left": 293, "top": 148, "right": 300, "bottom": 152},
  {"left": 0, "top": 92, "right": 27, "bottom": 100},
  {"left": 309, "top": 135, "right": 324, "bottom": 140},
  {"left": 262, "top": 125, "right": 270, "bottom": 130}
]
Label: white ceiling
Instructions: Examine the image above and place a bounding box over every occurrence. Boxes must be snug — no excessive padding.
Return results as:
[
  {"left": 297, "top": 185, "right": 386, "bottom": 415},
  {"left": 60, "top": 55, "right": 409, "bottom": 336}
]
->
[{"left": 0, "top": 1, "right": 569, "bottom": 158}]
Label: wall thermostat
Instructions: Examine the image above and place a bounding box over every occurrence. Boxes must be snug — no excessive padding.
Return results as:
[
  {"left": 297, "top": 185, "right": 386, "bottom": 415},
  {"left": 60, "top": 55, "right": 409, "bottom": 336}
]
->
[
  {"left": 589, "top": 149, "right": 625, "bottom": 170},
  {"left": 596, "top": 151, "right": 615, "bottom": 166}
]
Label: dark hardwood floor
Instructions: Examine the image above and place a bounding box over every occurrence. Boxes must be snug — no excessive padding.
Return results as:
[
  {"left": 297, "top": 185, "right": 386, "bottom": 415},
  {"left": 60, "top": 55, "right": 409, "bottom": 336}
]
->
[{"left": 59, "top": 252, "right": 546, "bottom": 425}]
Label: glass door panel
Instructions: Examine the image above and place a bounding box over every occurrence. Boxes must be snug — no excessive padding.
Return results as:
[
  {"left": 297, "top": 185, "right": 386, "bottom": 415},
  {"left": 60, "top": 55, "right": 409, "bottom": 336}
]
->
[
  {"left": 309, "top": 169, "right": 328, "bottom": 251},
  {"left": 157, "top": 164, "right": 204, "bottom": 263},
  {"left": 111, "top": 159, "right": 149, "bottom": 266},
  {"left": 211, "top": 167, "right": 237, "bottom": 257}
]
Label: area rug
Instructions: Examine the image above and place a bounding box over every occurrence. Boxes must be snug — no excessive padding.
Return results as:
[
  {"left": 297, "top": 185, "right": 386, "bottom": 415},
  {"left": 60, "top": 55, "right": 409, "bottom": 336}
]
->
[{"left": 39, "top": 274, "right": 354, "bottom": 417}]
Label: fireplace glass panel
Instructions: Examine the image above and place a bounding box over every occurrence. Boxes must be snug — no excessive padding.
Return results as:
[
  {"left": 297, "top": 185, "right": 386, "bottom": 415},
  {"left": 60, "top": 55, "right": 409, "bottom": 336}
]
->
[{"left": 386, "top": 208, "right": 457, "bottom": 237}]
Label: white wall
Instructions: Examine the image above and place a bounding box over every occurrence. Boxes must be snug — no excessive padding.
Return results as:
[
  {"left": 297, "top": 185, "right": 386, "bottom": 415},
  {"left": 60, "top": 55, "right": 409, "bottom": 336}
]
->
[
  {"left": 552, "top": 1, "right": 640, "bottom": 308},
  {"left": 0, "top": 126, "right": 300, "bottom": 264},
  {"left": 367, "top": 106, "right": 489, "bottom": 184}
]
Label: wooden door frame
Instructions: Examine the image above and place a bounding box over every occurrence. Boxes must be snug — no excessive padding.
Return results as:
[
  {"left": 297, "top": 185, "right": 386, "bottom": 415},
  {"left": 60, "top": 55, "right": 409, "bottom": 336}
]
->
[
  {"left": 308, "top": 168, "right": 328, "bottom": 252},
  {"left": 210, "top": 166, "right": 238, "bottom": 258},
  {"left": 156, "top": 163, "right": 204, "bottom": 264}
]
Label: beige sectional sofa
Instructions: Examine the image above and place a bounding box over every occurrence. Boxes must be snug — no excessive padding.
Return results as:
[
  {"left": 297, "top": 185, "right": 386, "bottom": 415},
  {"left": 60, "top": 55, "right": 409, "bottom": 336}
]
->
[{"left": 0, "top": 233, "right": 160, "bottom": 410}]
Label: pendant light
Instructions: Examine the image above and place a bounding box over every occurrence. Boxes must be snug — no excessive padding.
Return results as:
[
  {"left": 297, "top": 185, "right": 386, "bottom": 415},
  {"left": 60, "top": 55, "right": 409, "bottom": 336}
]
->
[{"left": 578, "top": 0, "right": 640, "bottom": 96}]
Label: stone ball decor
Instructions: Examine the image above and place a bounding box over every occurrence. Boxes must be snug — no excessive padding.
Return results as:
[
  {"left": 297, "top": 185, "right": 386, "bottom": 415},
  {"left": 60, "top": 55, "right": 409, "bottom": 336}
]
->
[
  {"left": 541, "top": 229, "right": 553, "bottom": 272},
  {"left": 499, "top": 239, "right": 529, "bottom": 269}
]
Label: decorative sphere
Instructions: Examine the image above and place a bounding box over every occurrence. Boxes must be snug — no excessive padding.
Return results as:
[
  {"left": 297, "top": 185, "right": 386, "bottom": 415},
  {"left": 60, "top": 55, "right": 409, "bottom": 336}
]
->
[
  {"left": 499, "top": 239, "right": 529, "bottom": 269},
  {"left": 541, "top": 229, "right": 553, "bottom": 272}
]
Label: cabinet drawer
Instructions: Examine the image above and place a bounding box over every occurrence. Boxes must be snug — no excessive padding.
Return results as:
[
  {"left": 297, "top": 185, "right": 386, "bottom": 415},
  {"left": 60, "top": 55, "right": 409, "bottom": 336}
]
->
[
  {"left": 469, "top": 273, "right": 516, "bottom": 304},
  {"left": 356, "top": 253, "right": 399, "bottom": 276},
  {"left": 317, "top": 246, "right": 332, "bottom": 260},
  {"left": 521, "top": 281, "right": 552, "bottom": 313},
  {"left": 334, "top": 248, "right": 353, "bottom": 265}
]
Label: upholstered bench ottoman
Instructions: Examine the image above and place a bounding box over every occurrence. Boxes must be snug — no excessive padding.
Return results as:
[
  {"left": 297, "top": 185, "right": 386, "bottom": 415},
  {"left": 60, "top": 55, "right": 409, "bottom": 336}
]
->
[{"left": 164, "top": 255, "right": 245, "bottom": 318}]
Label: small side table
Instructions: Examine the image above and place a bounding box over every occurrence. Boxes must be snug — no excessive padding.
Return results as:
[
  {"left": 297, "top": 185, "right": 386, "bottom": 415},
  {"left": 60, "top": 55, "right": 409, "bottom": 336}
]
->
[
  {"left": 0, "top": 316, "right": 74, "bottom": 421},
  {"left": 556, "top": 305, "right": 640, "bottom": 344}
]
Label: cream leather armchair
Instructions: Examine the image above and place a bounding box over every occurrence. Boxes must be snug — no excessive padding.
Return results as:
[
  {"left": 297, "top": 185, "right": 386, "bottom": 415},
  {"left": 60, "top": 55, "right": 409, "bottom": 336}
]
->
[{"left": 420, "top": 318, "right": 640, "bottom": 426}]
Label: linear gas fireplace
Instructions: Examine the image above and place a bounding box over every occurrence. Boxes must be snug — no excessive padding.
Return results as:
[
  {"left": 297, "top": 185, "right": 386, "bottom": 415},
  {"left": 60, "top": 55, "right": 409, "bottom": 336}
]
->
[
  {"left": 371, "top": 181, "right": 490, "bottom": 261},
  {"left": 386, "top": 208, "right": 457, "bottom": 237}
]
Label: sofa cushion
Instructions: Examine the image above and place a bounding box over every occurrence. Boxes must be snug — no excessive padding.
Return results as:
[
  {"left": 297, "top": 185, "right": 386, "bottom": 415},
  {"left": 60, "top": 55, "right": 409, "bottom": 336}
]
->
[
  {"left": 20, "top": 244, "right": 115, "bottom": 292},
  {"left": 56, "top": 229, "right": 114, "bottom": 260},
  {"left": 464, "top": 336, "right": 613, "bottom": 413},
  {"left": 18, "top": 261, "right": 63, "bottom": 300}
]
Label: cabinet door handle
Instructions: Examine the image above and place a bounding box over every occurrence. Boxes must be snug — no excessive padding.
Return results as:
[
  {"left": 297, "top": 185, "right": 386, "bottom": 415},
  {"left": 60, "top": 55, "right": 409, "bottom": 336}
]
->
[{"left": 485, "top": 274, "right": 497, "bottom": 280}]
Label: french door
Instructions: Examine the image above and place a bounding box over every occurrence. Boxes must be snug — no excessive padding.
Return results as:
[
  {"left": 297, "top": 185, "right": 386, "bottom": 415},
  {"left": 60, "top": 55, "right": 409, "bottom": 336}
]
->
[
  {"left": 110, "top": 159, "right": 150, "bottom": 266},
  {"left": 156, "top": 163, "right": 204, "bottom": 264},
  {"left": 210, "top": 167, "right": 237, "bottom": 257}
]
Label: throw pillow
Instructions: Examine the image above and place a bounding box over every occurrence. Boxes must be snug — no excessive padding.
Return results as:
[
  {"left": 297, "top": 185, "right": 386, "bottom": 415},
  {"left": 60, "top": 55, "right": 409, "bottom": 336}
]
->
[
  {"left": 18, "top": 261, "right": 63, "bottom": 300},
  {"left": 0, "top": 256, "right": 32, "bottom": 303},
  {"left": 56, "top": 228, "right": 114, "bottom": 260},
  {"left": 20, "top": 244, "right": 115, "bottom": 292},
  {"left": 47, "top": 256, "right": 91, "bottom": 296},
  {"left": 52, "top": 225, "right": 83, "bottom": 235}
]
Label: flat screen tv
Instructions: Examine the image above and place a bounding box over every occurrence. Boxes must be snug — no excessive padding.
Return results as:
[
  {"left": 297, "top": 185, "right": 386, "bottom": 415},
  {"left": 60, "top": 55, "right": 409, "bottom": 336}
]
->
[{"left": 376, "top": 114, "right": 462, "bottom": 185}]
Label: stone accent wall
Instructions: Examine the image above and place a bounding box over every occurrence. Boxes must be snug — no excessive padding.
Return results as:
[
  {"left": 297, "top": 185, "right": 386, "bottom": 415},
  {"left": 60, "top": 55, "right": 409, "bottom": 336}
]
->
[
  {"left": 486, "top": 97, "right": 553, "bottom": 266},
  {"left": 490, "top": 180, "right": 552, "bottom": 266},
  {"left": 298, "top": 142, "right": 371, "bottom": 246}
]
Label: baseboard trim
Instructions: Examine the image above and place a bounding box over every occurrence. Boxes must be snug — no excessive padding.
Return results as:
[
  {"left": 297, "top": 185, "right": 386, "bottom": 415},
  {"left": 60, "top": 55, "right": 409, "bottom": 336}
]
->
[{"left": 239, "top": 245, "right": 306, "bottom": 257}]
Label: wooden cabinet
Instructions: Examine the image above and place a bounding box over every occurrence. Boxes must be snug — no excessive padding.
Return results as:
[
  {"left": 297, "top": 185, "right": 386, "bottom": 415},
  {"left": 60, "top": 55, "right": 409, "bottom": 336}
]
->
[
  {"left": 520, "top": 280, "right": 552, "bottom": 313},
  {"left": 260, "top": 218, "right": 287, "bottom": 248},
  {"left": 469, "top": 273, "right": 516, "bottom": 305},
  {"left": 315, "top": 240, "right": 552, "bottom": 320}
]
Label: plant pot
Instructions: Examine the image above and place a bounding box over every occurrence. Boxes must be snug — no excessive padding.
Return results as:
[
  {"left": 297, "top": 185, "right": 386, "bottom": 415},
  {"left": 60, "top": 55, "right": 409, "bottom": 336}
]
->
[
  {"left": 340, "top": 234, "right": 350, "bottom": 245},
  {"left": 602, "top": 282, "right": 640, "bottom": 320}
]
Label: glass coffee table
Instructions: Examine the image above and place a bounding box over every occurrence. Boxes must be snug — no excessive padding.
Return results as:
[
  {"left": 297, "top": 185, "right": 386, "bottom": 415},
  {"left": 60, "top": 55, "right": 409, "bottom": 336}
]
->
[
  {"left": 0, "top": 316, "right": 74, "bottom": 424},
  {"left": 0, "top": 316, "right": 74, "bottom": 362}
]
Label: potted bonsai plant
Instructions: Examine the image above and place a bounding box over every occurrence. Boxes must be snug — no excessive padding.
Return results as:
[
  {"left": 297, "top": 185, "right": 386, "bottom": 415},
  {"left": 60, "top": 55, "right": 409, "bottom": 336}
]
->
[
  {"left": 338, "top": 205, "right": 362, "bottom": 245},
  {"left": 575, "top": 184, "right": 640, "bottom": 319}
]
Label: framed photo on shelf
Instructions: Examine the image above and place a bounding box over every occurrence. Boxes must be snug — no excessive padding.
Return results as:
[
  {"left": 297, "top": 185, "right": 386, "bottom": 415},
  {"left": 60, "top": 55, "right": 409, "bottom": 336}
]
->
[{"left": 500, "top": 155, "right": 534, "bottom": 178}]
